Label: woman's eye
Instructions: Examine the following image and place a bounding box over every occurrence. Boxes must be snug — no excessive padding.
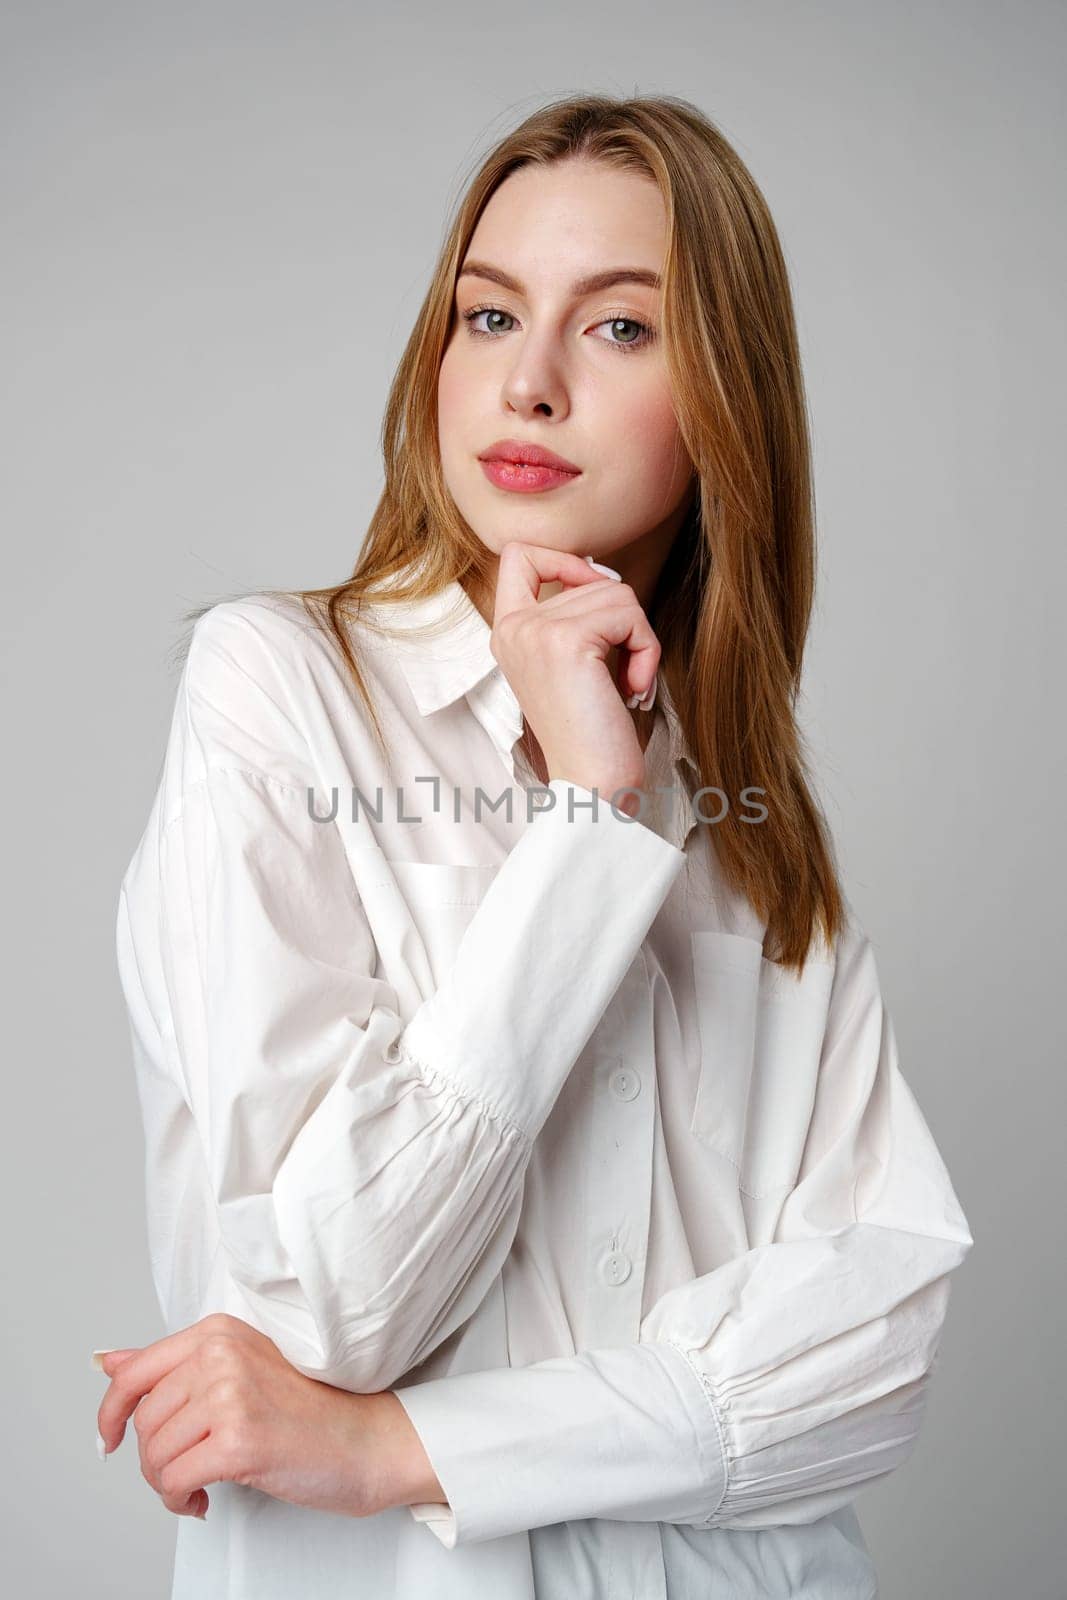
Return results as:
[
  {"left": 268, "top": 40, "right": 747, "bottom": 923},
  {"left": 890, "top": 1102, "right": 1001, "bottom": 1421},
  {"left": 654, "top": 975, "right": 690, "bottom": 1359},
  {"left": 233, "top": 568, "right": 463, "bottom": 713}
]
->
[
  {"left": 463, "top": 307, "right": 515, "bottom": 336},
  {"left": 590, "top": 316, "right": 654, "bottom": 351},
  {"left": 461, "top": 306, "right": 656, "bottom": 353}
]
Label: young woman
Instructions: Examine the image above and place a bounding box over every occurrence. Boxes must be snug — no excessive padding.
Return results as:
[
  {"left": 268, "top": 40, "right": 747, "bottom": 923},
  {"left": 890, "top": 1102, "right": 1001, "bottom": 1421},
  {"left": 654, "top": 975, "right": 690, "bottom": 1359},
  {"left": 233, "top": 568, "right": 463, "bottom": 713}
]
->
[{"left": 98, "top": 94, "right": 974, "bottom": 1599}]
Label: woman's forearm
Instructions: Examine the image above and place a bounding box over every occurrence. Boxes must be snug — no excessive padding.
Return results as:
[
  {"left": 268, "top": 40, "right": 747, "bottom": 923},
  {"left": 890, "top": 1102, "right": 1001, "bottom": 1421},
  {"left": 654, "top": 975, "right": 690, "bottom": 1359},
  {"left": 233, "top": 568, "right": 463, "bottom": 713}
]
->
[{"left": 94, "top": 1315, "right": 450, "bottom": 1523}]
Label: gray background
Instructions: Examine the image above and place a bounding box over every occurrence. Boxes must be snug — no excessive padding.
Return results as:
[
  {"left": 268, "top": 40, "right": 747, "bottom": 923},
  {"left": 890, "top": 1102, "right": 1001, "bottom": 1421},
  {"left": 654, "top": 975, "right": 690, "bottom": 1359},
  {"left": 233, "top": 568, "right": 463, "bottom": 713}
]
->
[{"left": 3, "top": 1, "right": 1062, "bottom": 1595}]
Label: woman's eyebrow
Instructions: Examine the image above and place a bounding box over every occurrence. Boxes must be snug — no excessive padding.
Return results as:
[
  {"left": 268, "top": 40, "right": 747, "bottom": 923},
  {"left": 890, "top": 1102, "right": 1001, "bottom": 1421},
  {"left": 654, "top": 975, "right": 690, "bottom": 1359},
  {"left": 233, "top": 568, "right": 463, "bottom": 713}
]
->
[{"left": 458, "top": 261, "right": 661, "bottom": 296}]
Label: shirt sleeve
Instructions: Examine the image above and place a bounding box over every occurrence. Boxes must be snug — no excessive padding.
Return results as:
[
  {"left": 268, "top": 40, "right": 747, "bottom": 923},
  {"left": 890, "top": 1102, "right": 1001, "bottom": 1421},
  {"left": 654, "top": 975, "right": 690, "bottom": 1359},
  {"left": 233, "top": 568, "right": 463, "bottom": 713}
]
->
[
  {"left": 116, "top": 601, "right": 687, "bottom": 1395},
  {"left": 392, "top": 915, "right": 975, "bottom": 1546}
]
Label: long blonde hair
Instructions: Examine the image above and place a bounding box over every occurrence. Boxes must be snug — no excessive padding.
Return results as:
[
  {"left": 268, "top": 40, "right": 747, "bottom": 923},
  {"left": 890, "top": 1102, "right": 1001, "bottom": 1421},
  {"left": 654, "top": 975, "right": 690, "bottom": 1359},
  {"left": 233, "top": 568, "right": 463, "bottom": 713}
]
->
[{"left": 181, "top": 92, "right": 844, "bottom": 972}]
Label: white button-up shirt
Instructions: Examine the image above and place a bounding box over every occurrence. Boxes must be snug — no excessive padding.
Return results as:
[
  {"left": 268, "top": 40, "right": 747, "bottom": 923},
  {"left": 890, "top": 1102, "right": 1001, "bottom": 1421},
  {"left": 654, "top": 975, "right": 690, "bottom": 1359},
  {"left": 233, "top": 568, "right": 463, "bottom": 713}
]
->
[{"left": 115, "top": 574, "right": 974, "bottom": 1599}]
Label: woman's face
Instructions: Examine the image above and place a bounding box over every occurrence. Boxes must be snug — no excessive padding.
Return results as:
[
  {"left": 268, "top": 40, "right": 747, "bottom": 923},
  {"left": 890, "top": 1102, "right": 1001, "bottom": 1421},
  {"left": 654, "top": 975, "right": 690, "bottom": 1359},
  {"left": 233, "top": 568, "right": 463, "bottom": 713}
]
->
[{"left": 438, "top": 158, "right": 695, "bottom": 580}]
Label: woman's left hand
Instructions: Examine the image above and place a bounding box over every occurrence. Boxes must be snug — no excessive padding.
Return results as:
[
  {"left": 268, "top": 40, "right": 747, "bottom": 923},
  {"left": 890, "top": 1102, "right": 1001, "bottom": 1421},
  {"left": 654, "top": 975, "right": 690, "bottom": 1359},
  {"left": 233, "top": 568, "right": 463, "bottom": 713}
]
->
[{"left": 95, "top": 1313, "right": 425, "bottom": 1522}]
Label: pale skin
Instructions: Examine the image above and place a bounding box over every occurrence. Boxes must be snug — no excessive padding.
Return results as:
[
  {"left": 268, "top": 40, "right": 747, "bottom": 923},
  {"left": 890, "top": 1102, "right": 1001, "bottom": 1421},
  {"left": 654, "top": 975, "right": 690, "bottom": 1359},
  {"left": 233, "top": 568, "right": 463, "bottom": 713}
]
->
[
  {"left": 97, "top": 155, "right": 696, "bottom": 1523},
  {"left": 441, "top": 156, "right": 696, "bottom": 795}
]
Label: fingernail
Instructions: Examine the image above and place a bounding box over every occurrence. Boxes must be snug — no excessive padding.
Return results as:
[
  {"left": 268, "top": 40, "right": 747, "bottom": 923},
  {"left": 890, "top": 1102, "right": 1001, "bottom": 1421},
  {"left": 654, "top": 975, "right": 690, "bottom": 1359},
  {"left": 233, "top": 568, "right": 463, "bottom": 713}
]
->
[
  {"left": 626, "top": 676, "right": 658, "bottom": 712},
  {"left": 584, "top": 555, "right": 622, "bottom": 581},
  {"left": 91, "top": 1348, "right": 119, "bottom": 1372},
  {"left": 96, "top": 1431, "right": 108, "bottom": 1462}
]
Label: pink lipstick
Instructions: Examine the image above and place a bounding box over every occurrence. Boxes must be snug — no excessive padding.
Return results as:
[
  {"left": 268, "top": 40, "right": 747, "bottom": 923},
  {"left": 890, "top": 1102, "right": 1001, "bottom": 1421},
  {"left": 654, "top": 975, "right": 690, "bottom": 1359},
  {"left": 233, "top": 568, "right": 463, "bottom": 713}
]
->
[{"left": 478, "top": 438, "right": 582, "bottom": 495}]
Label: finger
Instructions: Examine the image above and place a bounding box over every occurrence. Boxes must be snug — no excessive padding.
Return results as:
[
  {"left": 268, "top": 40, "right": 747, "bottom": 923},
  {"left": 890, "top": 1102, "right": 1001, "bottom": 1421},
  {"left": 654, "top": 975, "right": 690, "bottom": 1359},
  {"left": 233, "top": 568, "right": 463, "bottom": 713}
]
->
[
  {"left": 529, "top": 581, "right": 661, "bottom": 701},
  {"left": 96, "top": 1313, "right": 264, "bottom": 1451},
  {"left": 133, "top": 1364, "right": 193, "bottom": 1459},
  {"left": 523, "top": 577, "right": 630, "bottom": 619},
  {"left": 533, "top": 590, "right": 650, "bottom": 701},
  {"left": 172, "top": 1488, "right": 210, "bottom": 1520},
  {"left": 493, "top": 542, "right": 613, "bottom": 624},
  {"left": 141, "top": 1395, "right": 212, "bottom": 1510},
  {"left": 583, "top": 556, "right": 623, "bottom": 582},
  {"left": 158, "top": 1433, "right": 232, "bottom": 1510},
  {"left": 159, "top": 1473, "right": 210, "bottom": 1520},
  {"left": 97, "top": 1321, "right": 219, "bottom": 1451},
  {"left": 91, "top": 1347, "right": 140, "bottom": 1374},
  {"left": 146, "top": 1397, "right": 211, "bottom": 1478},
  {"left": 590, "top": 592, "right": 660, "bottom": 703}
]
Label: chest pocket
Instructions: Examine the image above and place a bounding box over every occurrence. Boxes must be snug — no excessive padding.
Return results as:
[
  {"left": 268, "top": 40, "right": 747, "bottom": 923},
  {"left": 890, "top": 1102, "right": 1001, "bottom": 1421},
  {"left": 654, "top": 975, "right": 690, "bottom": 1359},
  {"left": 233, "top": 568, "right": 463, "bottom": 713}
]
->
[
  {"left": 689, "top": 929, "right": 837, "bottom": 1198},
  {"left": 386, "top": 860, "right": 502, "bottom": 993}
]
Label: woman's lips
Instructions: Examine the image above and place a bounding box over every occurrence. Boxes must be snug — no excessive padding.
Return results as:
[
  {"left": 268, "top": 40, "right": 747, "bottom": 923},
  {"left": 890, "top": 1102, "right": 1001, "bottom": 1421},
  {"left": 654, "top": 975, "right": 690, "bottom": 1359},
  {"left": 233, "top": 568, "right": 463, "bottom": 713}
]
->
[{"left": 478, "top": 458, "right": 582, "bottom": 494}]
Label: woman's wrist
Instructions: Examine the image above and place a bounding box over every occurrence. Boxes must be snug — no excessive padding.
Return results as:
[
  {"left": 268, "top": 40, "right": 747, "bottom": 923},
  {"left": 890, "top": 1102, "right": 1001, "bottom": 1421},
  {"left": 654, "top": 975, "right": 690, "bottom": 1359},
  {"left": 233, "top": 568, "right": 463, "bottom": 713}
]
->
[{"left": 358, "top": 1389, "right": 448, "bottom": 1513}]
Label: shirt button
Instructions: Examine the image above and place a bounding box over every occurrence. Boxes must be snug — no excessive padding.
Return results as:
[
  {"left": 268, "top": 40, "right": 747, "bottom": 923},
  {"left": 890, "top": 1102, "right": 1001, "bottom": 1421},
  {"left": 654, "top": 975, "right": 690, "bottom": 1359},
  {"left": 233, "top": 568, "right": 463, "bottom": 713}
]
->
[
  {"left": 600, "top": 1250, "right": 633, "bottom": 1286},
  {"left": 609, "top": 1067, "right": 641, "bottom": 1101}
]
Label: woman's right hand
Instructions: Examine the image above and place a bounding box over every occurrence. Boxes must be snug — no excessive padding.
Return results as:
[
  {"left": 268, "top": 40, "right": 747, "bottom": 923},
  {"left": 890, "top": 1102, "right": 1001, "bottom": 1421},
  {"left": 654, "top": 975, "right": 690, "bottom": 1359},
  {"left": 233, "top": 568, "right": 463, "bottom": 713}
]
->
[{"left": 490, "top": 540, "right": 661, "bottom": 813}]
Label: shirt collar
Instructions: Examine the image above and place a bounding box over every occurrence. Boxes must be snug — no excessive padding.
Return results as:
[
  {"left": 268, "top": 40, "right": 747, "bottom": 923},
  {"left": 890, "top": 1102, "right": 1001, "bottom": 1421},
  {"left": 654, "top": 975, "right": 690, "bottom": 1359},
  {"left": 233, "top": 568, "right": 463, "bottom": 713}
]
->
[
  {"left": 385, "top": 579, "right": 501, "bottom": 717},
  {"left": 384, "top": 575, "right": 701, "bottom": 845}
]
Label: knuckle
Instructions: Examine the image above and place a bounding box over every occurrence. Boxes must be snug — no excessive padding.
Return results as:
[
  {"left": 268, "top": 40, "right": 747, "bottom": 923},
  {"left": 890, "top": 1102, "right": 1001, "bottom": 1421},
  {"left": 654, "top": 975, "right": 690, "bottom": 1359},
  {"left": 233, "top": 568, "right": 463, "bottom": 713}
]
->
[
  {"left": 210, "top": 1374, "right": 245, "bottom": 1410},
  {"left": 203, "top": 1333, "right": 241, "bottom": 1367},
  {"left": 201, "top": 1312, "right": 237, "bottom": 1335}
]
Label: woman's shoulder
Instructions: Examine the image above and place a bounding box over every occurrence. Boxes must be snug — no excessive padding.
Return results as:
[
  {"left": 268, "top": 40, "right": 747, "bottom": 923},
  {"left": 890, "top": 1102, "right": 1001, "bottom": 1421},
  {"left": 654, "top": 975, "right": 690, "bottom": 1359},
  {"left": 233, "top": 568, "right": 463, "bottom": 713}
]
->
[
  {"left": 184, "top": 589, "right": 337, "bottom": 665},
  {"left": 182, "top": 588, "right": 392, "bottom": 697},
  {"left": 170, "top": 592, "right": 357, "bottom": 794},
  {"left": 174, "top": 588, "right": 406, "bottom": 789}
]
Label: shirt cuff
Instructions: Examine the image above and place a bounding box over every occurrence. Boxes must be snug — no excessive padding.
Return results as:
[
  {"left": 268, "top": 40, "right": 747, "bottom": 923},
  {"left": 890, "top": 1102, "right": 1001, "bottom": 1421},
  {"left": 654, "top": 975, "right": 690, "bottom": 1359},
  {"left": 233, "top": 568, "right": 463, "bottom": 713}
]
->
[
  {"left": 392, "top": 1340, "right": 728, "bottom": 1547},
  {"left": 400, "top": 779, "right": 687, "bottom": 1142}
]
